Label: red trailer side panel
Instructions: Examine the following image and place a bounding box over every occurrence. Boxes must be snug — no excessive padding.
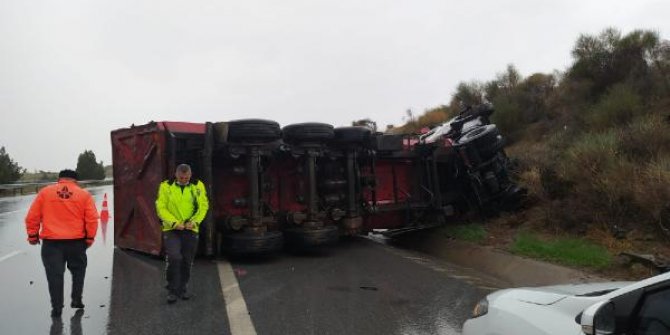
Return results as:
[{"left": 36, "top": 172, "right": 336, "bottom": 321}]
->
[
  {"left": 361, "top": 159, "right": 415, "bottom": 231},
  {"left": 158, "top": 122, "right": 206, "bottom": 134},
  {"left": 111, "top": 123, "right": 168, "bottom": 255}
]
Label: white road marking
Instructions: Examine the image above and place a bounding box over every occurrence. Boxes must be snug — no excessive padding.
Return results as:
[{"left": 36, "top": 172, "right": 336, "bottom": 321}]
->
[
  {"left": 217, "top": 260, "right": 257, "bottom": 335},
  {"left": 0, "top": 250, "right": 23, "bottom": 263}
]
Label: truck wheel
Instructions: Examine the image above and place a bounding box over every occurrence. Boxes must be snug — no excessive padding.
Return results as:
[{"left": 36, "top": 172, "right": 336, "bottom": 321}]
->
[
  {"left": 456, "top": 125, "right": 503, "bottom": 159},
  {"left": 223, "top": 231, "right": 284, "bottom": 255},
  {"left": 226, "top": 119, "right": 282, "bottom": 144},
  {"left": 282, "top": 123, "right": 334, "bottom": 144},
  {"left": 334, "top": 126, "right": 372, "bottom": 144},
  {"left": 284, "top": 225, "right": 339, "bottom": 248},
  {"left": 478, "top": 138, "right": 505, "bottom": 158}
]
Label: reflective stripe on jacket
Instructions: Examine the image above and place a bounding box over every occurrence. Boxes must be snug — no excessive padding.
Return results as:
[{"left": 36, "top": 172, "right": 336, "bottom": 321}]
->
[
  {"left": 24, "top": 179, "right": 99, "bottom": 242},
  {"left": 155, "top": 179, "right": 209, "bottom": 233}
]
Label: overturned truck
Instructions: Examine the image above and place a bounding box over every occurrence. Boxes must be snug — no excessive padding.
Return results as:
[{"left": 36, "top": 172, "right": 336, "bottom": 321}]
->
[{"left": 111, "top": 105, "right": 525, "bottom": 256}]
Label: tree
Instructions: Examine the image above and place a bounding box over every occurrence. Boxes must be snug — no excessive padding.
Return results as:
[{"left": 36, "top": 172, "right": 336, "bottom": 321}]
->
[
  {"left": 351, "top": 118, "right": 378, "bottom": 132},
  {"left": 416, "top": 105, "right": 450, "bottom": 129},
  {"left": 569, "top": 28, "right": 662, "bottom": 98},
  {"left": 453, "top": 81, "right": 486, "bottom": 107},
  {"left": 400, "top": 109, "right": 419, "bottom": 133},
  {"left": 486, "top": 64, "right": 522, "bottom": 102},
  {"left": 76, "top": 150, "right": 105, "bottom": 180},
  {"left": 0, "top": 146, "right": 23, "bottom": 183}
]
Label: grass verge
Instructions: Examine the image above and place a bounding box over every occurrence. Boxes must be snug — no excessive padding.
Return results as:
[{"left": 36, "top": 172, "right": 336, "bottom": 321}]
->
[
  {"left": 511, "top": 232, "right": 612, "bottom": 269},
  {"left": 444, "top": 224, "right": 487, "bottom": 244}
]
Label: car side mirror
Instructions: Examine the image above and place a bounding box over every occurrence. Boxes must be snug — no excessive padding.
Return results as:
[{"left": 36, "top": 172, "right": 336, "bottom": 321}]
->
[{"left": 580, "top": 301, "right": 616, "bottom": 335}]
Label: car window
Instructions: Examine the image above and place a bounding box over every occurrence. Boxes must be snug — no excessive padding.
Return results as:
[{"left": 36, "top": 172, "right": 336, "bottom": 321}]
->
[{"left": 634, "top": 288, "right": 670, "bottom": 335}]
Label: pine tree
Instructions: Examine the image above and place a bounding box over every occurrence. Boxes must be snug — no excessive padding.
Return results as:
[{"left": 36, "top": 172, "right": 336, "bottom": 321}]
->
[
  {"left": 76, "top": 150, "right": 106, "bottom": 180},
  {"left": 0, "top": 146, "right": 23, "bottom": 184}
]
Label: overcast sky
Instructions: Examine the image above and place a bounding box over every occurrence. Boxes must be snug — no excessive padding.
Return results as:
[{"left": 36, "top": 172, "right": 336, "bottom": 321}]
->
[{"left": 1, "top": 0, "right": 669, "bottom": 172}]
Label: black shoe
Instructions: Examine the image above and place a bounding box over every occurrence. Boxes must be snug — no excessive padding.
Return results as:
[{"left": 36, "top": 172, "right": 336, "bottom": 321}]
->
[
  {"left": 71, "top": 298, "right": 85, "bottom": 309},
  {"left": 167, "top": 293, "right": 178, "bottom": 304},
  {"left": 180, "top": 291, "right": 193, "bottom": 300},
  {"left": 51, "top": 308, "right": 62, "bottom": 318}
]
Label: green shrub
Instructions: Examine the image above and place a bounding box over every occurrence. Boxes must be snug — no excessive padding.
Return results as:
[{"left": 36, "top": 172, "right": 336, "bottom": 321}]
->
[
  {"left": 562, "top": 130, "right": 648, "bottom": 223},
  {"left": 584, "top": 84, "right": 642, "bottom": 129},
  {"left": 563, "top": 130, "right": 619, "bottom": 180},
  {"left": 620, "top": 113, "right": 670, "bottom": 160},
  {"left": 444, "top": 224, "right": 487, "bottom": 243},
  {"left": 632, "top": 158, "right": 670, "bottom": 229},
  {"left": 491, "top": 96, "right": 523, "bottom": 140},
  {"left": 539, "top": 167, "right": 573, "bottom": 200},
  {"left": 511, "top": 232, "right": 612, "bottom": 269}
]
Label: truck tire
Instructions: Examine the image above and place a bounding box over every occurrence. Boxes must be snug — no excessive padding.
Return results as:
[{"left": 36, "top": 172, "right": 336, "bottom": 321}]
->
[
  {"left": 334, "top": 126, "right": 372, "bottom": 144},
  {"left": 282, "top": 123, "right": 334, "bottom": 144},
  {"left": 478, "top": 137, "right": 505, "bottom": 158},
  {"left": 456, "top": 125, "right": 503, "bottom": 159},
  {"left": 227, "top": 119, "right": 281, "bottom": 144},
  {"left": 284, "top": 225, "right": 339, "bottom": 248},
  {"left": 223, "top": 231, "right": 283, "bottom": 255}
]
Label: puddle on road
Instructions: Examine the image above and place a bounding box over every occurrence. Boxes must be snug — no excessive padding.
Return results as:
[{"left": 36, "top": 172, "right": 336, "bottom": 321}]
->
[{"left": 398, "top": 306, "right": 464, "bottom": 335}]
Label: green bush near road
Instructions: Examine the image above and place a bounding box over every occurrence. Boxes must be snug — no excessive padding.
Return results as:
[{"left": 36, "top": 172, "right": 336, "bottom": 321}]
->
[
  {"left": 511, "top": 232, "right": 612, "bottom": 269},
  {"left": 444, "top": 224, "right": 487, "bottom": 243}
]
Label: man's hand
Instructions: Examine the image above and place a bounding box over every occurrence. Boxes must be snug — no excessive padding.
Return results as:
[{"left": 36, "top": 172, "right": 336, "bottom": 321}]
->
[
  {"left": 184, "top": 222, "right": 194, "bottom": 230},
  {"left": 28, "top": 236, "right": 40, "bottom": 245},
  {"left": 174, "top": 223, "right": 185, "bottom": 230}
]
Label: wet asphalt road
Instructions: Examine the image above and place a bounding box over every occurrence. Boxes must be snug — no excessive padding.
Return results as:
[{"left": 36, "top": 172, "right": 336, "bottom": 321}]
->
[
  {"left": 0, "top": 186, "right": 114, "bottom": 335},
  {"left": 235, "top": 238, "right": 500, "bottom": 335},
  {"left": 0, "top": 185, "right": 499, "bottom": 335}
]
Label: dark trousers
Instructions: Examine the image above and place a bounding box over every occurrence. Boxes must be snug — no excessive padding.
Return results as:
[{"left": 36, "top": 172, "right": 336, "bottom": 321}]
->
[
  {"left": 41, "top": 239, "right": 87, "bottom": 309},
  {"left": 163, "top": 230, "right": 199, "bottom": 294}
]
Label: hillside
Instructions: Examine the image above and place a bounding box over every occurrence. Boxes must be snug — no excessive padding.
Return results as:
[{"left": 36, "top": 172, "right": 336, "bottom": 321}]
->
[{"left": 396, "top": 28, "right": 670, "bottom": 277}]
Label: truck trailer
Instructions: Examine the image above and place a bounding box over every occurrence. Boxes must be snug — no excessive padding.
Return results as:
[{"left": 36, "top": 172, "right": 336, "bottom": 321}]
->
[{"left": 111, "top": 105, "right": 524, "bottom": 256}]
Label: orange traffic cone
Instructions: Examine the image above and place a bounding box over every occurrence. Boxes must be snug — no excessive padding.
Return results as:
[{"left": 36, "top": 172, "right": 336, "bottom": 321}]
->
[
  {"left": 100, "top": 193, "right": 110, "bottom": 224},
  {"left": 100, "top": 193, "right": 110, "bottom": 244}
]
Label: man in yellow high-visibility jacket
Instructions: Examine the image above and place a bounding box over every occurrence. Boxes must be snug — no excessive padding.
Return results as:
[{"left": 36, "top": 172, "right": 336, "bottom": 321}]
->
[{"left": 156, "top": 164, "right": 209, "bottom": 304}]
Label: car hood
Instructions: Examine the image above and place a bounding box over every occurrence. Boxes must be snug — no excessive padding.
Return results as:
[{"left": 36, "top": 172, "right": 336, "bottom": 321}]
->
[{"left": 493, "top": 281, "right": 632, "bottom": 306}]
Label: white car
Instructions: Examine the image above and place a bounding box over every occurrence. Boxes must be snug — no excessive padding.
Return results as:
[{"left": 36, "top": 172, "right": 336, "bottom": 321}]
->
[{"left": 462, "top": 271, "right": 670, "bottom": 335}]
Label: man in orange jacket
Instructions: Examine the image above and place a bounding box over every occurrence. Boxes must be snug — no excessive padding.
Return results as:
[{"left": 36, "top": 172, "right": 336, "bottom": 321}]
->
[{"left": 25, "top": 169, "right": 99, "bottom": 318}]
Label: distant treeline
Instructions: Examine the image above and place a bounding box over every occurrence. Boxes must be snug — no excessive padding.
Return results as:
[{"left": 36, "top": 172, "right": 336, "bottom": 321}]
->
[
  {"left": 0, "top": 149, "right": 110, "bottom": 184},
  {"left": 21, "top": 163, "right": 113, "bottom": 183}
]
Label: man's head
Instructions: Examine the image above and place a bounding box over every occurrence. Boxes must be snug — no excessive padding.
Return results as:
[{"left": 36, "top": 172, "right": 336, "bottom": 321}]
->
[
  {"left": 58, "top": 169, "right": 79, "bottom": 180},
  {"left": 175, "top": 164, "right": 192, "bottom": 185}
]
